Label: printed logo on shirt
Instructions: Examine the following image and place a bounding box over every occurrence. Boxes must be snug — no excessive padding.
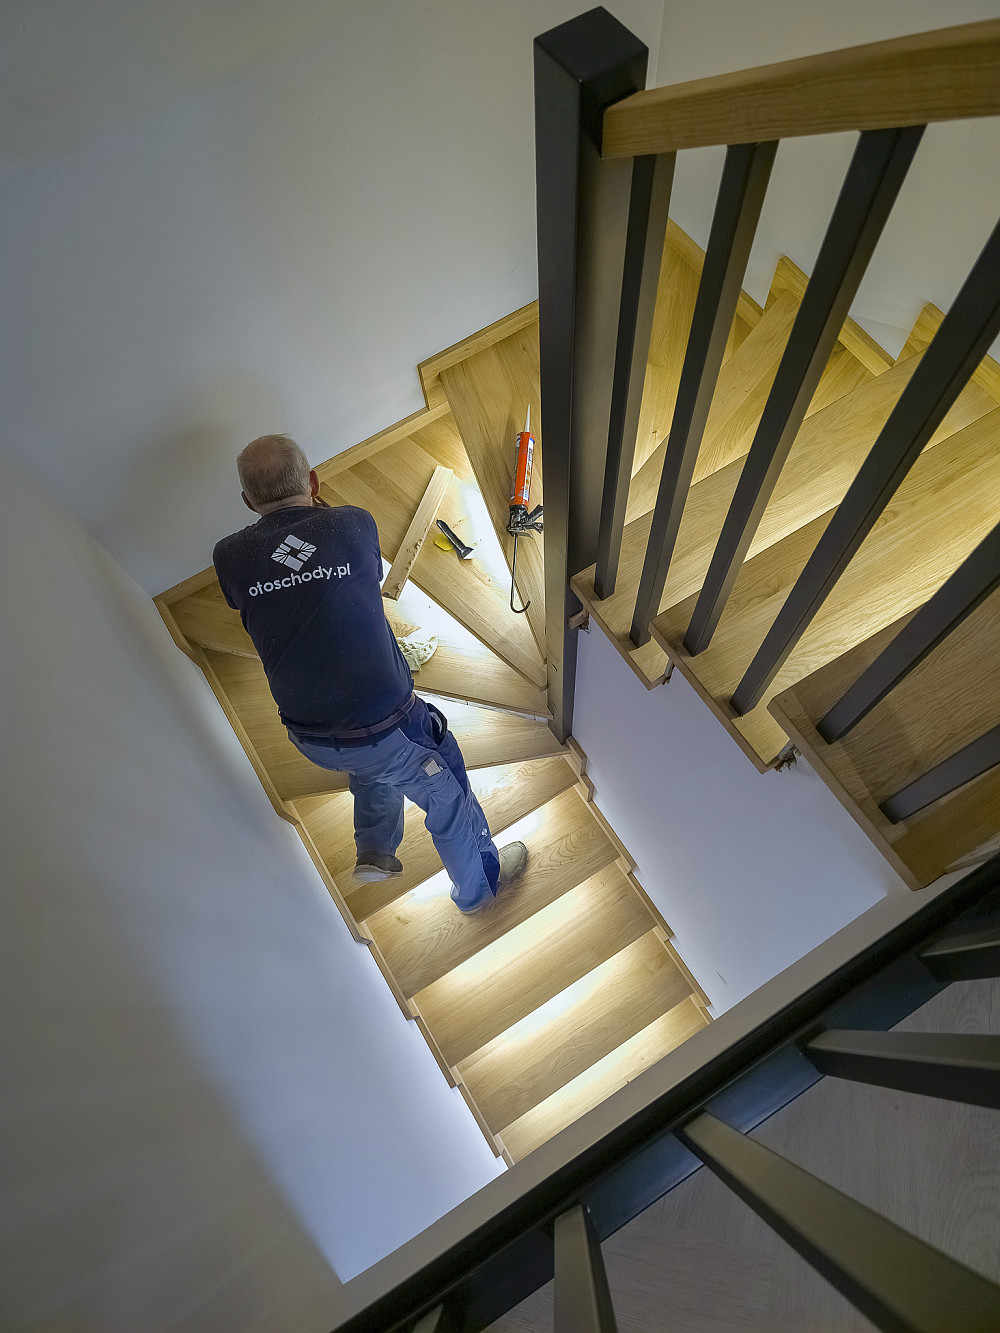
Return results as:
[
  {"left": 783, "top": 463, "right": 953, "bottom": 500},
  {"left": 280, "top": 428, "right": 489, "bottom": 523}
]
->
[
  {"left": 271, "top": 533, "right": 317, "bottom": 571},
  {"left": 248, "top": 563, "right": 352, "bottom": 596}
]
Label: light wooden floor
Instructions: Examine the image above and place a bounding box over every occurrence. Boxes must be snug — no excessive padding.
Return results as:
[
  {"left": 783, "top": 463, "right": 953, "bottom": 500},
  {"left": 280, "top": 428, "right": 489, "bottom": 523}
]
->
[{"left": 489, "top": 976, "right": 1000, "bottom": 1331}]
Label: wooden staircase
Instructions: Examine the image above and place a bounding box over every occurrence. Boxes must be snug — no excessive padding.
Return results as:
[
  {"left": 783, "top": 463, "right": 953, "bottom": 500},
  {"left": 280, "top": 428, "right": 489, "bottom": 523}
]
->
[
  {"left": 562, "top": 214, "right": 1000, "bottom": 889},
  {"left": 155, "top": 314, "right": 710, "bottom": 1164}
]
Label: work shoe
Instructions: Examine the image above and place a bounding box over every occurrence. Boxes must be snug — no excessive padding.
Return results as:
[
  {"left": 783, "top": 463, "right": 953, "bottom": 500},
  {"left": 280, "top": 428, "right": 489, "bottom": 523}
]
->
[
  {"left": 353, "top": 852, "right": 403, "bottom": 882},
  {"left": 496, "top": 841, "right": 529, "bottom": 892},
  {"left": 453, "top": 842, "right": 529, "bottom": 915}
]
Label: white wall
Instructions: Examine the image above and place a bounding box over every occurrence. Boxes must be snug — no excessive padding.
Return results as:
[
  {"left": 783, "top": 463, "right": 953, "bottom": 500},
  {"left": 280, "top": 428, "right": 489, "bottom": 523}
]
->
[
  {"left": 658, "top": 0, "right": 1000, "bottom": 351},
  {"left": 0, "top": 0, "right": 663, "bottom": 597},
  {"left": 0, "top": 443, "right": 505, "bottom": 1332},
  {"left": 573, "top": 628, "right": 902, "bottom": 1014}
]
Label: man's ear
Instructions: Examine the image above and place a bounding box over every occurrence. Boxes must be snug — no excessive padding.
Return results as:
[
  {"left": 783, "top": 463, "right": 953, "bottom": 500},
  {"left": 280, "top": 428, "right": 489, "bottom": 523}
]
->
[
  {"left": 241, "top": 490, "right": 257, "bottom": 513},
  {"left": 309, "top": 469, "right": 320, "bottom": 497}
]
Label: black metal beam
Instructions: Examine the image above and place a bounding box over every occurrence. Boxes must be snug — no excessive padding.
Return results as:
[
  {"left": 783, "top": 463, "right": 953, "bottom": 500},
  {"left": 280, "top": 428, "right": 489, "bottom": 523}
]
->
[
  {"left": 920, "top": 920, "right": 1000, "bottom": 981},
  {"left": 679, "top": 1111, "right": 1000, "bottom": 1333},
  {"left": 628, "top": 139, "right": 777, "bottom": 648},
  {"left": 804, "top": 1029, "right": 1000, "bottom": 1109},
  {"left": 880, "top": 721, "right": 1000, "bottom": 824},
  {"left": 535, "top": 6, "right": 649, "bottom": 739},
  {"left": 731, "top": 213, "right": 1000, "bottom": 716},
  {"left": 554, "top": 1205, "right": 619, "bottom": 1333},
  {"left": 594, "top": 151, "right": 675, "bottom": 599},
  {"left": 683, "top": 126, "right": 925, "bottom": 657},
  {"left": 818, "top": 519, "right": 1000, "bottom": 742}
]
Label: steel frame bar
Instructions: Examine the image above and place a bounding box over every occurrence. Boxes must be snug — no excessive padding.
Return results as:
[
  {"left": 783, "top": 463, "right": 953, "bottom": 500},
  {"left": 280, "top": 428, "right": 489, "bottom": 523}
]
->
[
  {"left": 683, "top": 126, "right": 924, "bottom": 657},
  {"left": 534, "top": 8, "right": 649, "bottom": 739},
  {"left": 628, "top": 139, "right": 777, "bottom": 648},
  {"left": 554, "top": 1204, "right": 619, "bottom": 1333},
  {"left": 804, "top": 1029, "right": 1000, "bottom": 1109},
  {"left": 731, "top": 214, "right": 1000, "bottom": 716},
  {"left": 819, "top": 519, "right": 1000, "bottom": 741},
  {"left": 920, "top": 921, "right": 1000, "bottom": 981},
  {"left": 411, "top": 1305, "right": 454, "bottom": 1333},
  {"left": 880, "top": 721, "right": 1000, "bottom": 824},
  {"left": 594, "top": 151, "right": 675, "bottom": 599},
  {"left": 679, "top": 1112, "right": 1000, "bottom": 1333}
]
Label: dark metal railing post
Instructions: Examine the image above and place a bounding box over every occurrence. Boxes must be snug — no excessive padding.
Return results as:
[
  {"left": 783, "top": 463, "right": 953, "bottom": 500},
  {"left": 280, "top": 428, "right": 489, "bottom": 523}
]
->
[
  {"left": 554, "top": 1204, "right": 619, "bottom": 1333},
  {"left": 730, "top": 213, "right": 1000, "bottom": 716},
  {"left": 594, "top": 151, "right": 675, "bottom": 599},
  {"left": 679, "top": 1112, "right": 1000, "bottom": 1332},
  {"left": 684, "top": 125, "right": 925, "bottom": 657},
  {"left": 818, "top": 518, "right": 1000, "bottom": 741},
  {"left": 535, "top": 7, "right": 649, "bottom": 740},
  {"left": 628, "top": 139, "right": 777, "bottom": 648},
  {"left": 803, "top": 1029, "right": 1000, "bottom": 1109},
  {"left": 880, "top": 722, "right": 1000, "bottom": 824}
]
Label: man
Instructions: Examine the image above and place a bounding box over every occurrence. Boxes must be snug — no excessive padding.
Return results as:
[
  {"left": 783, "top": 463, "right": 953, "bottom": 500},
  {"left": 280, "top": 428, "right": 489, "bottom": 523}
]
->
[{"left": 213, "top": 434, "right": 528, "bottom": 913}]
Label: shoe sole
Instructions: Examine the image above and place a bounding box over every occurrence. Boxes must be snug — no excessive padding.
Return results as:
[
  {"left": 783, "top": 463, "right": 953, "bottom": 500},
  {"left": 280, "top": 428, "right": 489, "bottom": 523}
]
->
[{"left": 353, "top": 866, "right": 403, "bottom": 882}]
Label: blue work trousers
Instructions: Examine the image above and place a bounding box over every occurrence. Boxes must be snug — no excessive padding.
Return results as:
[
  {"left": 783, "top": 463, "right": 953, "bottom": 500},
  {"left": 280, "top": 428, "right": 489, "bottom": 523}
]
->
[{"left": 288, "top": 698, "right": 500, "bottom": 911}]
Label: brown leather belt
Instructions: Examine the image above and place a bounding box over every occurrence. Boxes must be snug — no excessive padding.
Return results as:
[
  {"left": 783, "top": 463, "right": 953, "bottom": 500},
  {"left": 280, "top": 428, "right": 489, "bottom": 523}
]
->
[{"left": 292, "top": 692, "right": 418, "bottom": 746}]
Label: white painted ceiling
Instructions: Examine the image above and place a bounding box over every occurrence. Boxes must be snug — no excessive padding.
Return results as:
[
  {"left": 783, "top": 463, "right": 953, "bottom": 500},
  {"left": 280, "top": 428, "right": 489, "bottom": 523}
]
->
[{"left": 2, "top": 0, "right": 999, "bottom": 597}]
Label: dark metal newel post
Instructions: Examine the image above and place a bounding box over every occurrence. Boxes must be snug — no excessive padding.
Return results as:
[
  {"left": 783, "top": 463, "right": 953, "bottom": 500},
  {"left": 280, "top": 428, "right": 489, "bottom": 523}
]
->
[{"left": 535, "top": 6, "right": 649, "bottom": 739}]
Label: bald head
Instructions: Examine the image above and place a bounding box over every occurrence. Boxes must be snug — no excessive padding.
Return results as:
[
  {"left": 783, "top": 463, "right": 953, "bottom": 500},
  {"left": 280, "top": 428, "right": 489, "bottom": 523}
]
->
[{"left": 237, "top": 434, "right": 315, "bottom": 513}]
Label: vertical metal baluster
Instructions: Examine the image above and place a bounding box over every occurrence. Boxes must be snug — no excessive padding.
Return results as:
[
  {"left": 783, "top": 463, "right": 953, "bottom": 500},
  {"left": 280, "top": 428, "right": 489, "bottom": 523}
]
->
[
  {"left": 595, "top": 151, "right": 675, "bottom": 599},
  {"left": 731, "top": 214, "right": 1000, "bottom": 717},
  {"left": 803, "top": 1029, "right": 1000, "bottom": 1107},
  {"left": 879, "top": 722, "right": 1000, "bottom": 823},
  {"left": 553, "top": 1204, "right": 619, "bottom": 1333},
  {"left": 680, "top": 1112, "right": 1000, "bottom": 1332},
  {"left": 684, "top": 125, "right": 924, "bottom": 656},
  {"left": 629, "top": 139, "right": 777, "bottom": 648},
  {"left": 818, "top": 518, "right": 1000, "bottom": 741}
]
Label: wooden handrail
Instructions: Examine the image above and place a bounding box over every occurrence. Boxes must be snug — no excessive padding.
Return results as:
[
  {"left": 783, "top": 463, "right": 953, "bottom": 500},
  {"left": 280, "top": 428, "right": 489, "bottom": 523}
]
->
[{"left": 602, "top": 20, "right": 1000, "bottom": 157}]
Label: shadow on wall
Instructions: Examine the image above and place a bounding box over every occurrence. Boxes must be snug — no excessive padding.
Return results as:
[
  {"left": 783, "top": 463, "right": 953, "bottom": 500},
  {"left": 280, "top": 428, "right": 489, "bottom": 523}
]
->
[
  {"left": 0, "top": 442, "right": 505, "bottom": 1330},
  {"left": 2, "top": 911, "right": 340, "bottom": 1333},
  {"left": 100, "top": 371, "right": 287, "bottom": 589}
]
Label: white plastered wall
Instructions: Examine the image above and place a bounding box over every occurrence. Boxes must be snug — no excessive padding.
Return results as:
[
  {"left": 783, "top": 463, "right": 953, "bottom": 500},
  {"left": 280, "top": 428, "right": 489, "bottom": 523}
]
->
[
  {"left": 0, "top": 0, "right": 663, "bottom": 598},
  {"left": 0, "top": 443, "right": 505, "bottom": 1332},
  {"left": 658, "top": 0, "right": 1000, "bottom": 350}
]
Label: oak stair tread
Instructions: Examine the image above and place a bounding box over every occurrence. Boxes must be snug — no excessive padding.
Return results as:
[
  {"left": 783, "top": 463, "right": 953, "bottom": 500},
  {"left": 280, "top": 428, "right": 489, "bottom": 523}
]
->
[
  {"left": 440, "top": 322, "right": 546, "bottom": 655},
  {"left": 495, "top": 987, "right": 709, "bottom": 1161},
  {"left": 320, "top": 413, "right": 545, "bottom": 686},
  {"left": 652, "top": 403, "right": 1000, "bottom": 766},
  {"left": 770, "top": 583, "right": 1000, "bottom": 888},
  {"left": 413, "top": 862, "right": 656, "bottom": 1068},
  {"left": 625, "top": 289, "right": 872, "bottom": 526},
  {"left": 364, "top": 785, "right": 618, "bottom": 998},
  {"left": 294, "top": 755, "right": 580, "bottom": 922},
  {"left": 572, "top": 301, "right": 892, "bottom": 688},
  {"left": 207, "top": 649, "right": 562, "bottom": 801},
  {"left": 457, "top": 929, "right": 695, "bottom": 1136}
]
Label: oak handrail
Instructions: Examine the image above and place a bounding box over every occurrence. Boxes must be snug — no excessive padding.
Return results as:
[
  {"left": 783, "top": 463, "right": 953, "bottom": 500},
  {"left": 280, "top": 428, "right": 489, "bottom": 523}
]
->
[{"left": 602, "top": 19, "right": 1000, "bottom": 158}]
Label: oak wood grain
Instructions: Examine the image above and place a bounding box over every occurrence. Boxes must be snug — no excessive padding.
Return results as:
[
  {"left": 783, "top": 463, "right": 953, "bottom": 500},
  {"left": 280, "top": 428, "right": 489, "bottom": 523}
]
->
[
  {"left": 460, "top": 932, "right": 694, "bottom": 1134},
  {"left": 440, "top": 324, "right": 546, "bottom": 655},
  {"left": 415, "top": 863, "right": 655, "bottom": 1068},
  {"left": 381, "top": 465, "right": 453, "bottom": 600},
  {"left": 366, "top": 786, "right": 617, "bottom": 997},
  {"left": 603, "top": 20, "right": 1000, "bottom": 157},
  {"left": 498, "top": 992, "right": 708, "bottom": 1159}
]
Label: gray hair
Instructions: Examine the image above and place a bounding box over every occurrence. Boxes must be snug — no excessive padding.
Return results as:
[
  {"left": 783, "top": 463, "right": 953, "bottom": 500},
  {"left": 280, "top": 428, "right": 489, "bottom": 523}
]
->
[{"left": 237, "top": 434, "right": 312, "bottom": 508}]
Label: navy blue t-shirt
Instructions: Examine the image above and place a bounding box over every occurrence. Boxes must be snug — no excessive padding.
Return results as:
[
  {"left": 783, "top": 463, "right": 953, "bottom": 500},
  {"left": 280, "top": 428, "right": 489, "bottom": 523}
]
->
[{"left": 213, "top": 503, "right": 413, "bottom": 733}]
